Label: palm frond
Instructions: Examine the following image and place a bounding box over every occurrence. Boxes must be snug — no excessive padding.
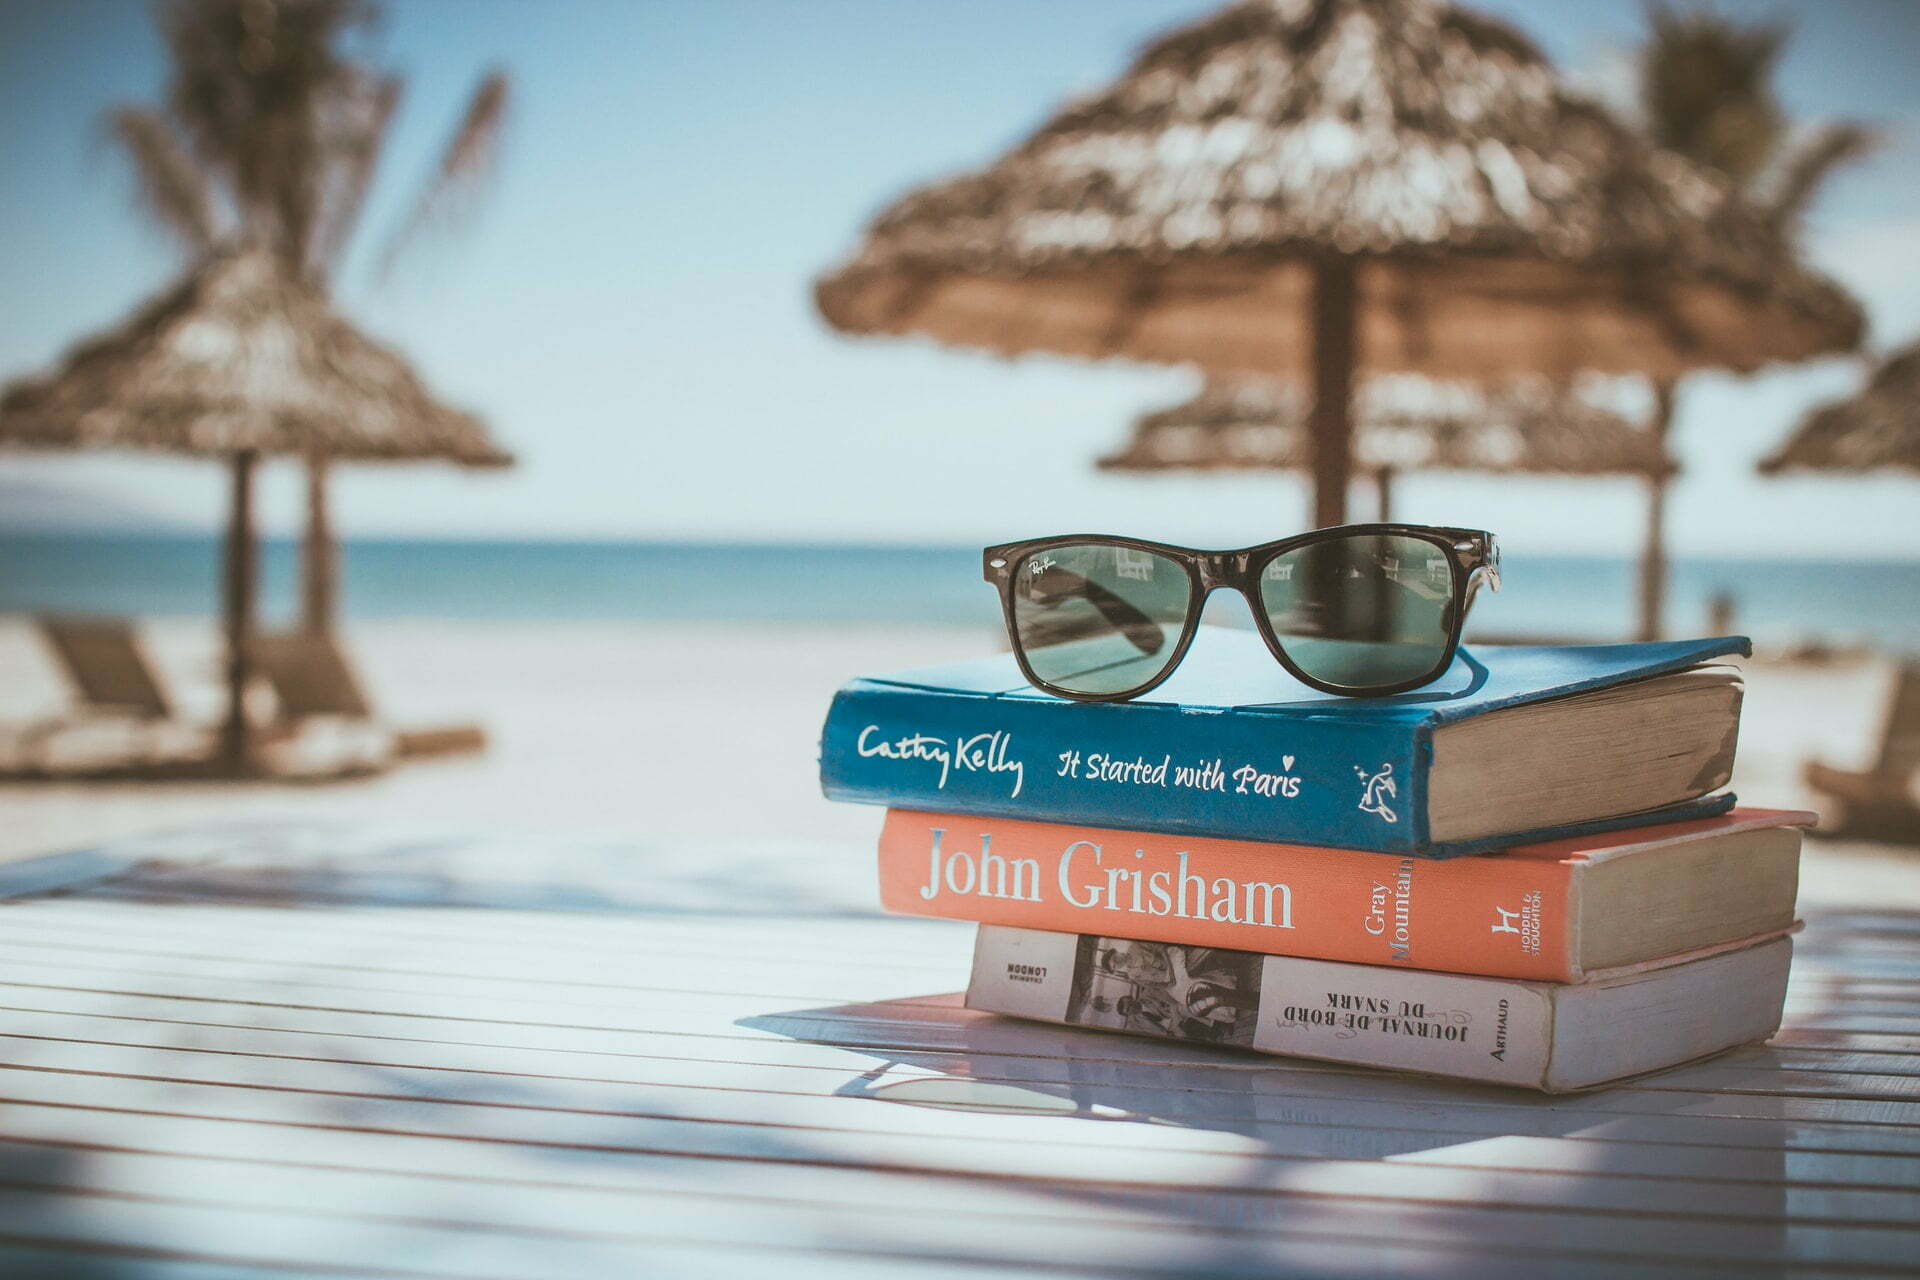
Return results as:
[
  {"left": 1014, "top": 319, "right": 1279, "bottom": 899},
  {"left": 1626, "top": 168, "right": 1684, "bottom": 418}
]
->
[
  {"left": 375, "top": 69, "right": 509, "bottom": 280},
  {"left": 1764, "top": 122, "right": 1877, "bottom": 233},
  {"left": 310, "top": 71, "right": 402, "bottom": 277},
  {"left": 1638, "top": 2, "right": 1789, "bottom": 184},
  {"left": 106, "top": 105, "right": 222, "bottom": 252},
  {"left": 157, "top": 0, "right": 375, "bottom": 267}
]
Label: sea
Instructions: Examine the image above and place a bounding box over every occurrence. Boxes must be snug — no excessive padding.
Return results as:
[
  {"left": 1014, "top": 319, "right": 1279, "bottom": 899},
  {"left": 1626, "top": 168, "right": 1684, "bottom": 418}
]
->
[{"left": 3, "top": 532, "right": 1918, "bottom": 652}]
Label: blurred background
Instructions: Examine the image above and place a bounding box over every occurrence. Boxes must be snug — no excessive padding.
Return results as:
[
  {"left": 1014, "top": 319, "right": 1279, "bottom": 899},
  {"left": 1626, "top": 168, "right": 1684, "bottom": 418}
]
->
[{"left": 0, "top": 0, "right": 1915, "bottom": 887}]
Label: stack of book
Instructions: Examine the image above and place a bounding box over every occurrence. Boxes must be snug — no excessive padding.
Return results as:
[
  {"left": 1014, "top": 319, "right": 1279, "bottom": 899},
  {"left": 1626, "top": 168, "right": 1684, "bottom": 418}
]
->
[{"left": 819, "top": 626, "right": 1807, "bottom": 1091}]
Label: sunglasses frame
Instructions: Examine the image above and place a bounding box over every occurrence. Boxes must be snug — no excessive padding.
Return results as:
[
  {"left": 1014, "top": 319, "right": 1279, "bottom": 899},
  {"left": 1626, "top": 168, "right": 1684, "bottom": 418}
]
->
[{"left": 983, "top": 523, "right": 1500, "bottom": 701}]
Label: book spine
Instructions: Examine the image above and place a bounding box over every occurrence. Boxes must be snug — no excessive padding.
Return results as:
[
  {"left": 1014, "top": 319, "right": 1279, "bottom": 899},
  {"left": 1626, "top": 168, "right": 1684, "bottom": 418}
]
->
[
  {"left": 883, "top": 809, "right": 1577, "bottom": 980},
  {"left": 967, "top": 925, "right": 1557, "bottom": 1090},
  {"left": 821, "top": 680, "right": 1430, "bottom": 854}
]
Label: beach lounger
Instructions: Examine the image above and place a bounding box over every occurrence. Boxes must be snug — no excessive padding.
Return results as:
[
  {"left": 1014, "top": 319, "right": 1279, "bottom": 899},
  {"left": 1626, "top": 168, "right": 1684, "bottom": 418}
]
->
[
  {"left": 1803, "top": 662, "right": 1920, "bottom": 843},
  {"left": 11, "top": 616, "right": 202, "bottom": 769},
  {"left": 253, "top": 630, "right": 487, "bottom": 770}
]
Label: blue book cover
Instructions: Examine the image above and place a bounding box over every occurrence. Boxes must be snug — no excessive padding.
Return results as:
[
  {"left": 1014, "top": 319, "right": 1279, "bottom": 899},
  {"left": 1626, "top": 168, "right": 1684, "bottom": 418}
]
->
[{"left": 819, "top": 627, "right": 1748, "bottom": 858}]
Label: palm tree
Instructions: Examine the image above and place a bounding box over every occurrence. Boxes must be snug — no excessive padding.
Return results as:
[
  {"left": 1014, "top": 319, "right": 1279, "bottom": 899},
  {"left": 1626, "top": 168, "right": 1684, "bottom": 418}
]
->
[
  {"left": 1633, "top": 2, "right": 1872, "bottom": 640},
  {"left": 109, "top": 0, "right": 508, "bottom": 634}
]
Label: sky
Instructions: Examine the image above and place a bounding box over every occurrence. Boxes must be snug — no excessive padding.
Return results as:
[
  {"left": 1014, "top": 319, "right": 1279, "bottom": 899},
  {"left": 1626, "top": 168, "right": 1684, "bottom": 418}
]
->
[{"left": 0, "top": 0, "right": 1917, "bottom": 557}]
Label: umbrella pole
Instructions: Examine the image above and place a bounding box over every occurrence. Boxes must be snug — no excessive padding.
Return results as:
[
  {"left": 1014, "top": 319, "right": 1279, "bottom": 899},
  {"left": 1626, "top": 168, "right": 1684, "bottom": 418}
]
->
[
  {"left": 219, "top": 449, "right": 260, "bottom": 774},
  {"left": 1637, "top": 378, "right": 1678, "bottom": 642},
  {"left": 1308, "top": 257, "right": 1358, "bottom": 528},
  {"left": 301, "top": 451, "right": 337, "bottom": 634},
  {"left": 1374, "top": 467, "right": 1394, "bottom": 523}
]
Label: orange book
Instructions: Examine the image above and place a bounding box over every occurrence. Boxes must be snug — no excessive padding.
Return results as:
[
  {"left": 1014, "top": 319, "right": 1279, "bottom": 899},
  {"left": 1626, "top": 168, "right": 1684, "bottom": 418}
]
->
[{"left": 879, "top": 807, "right": 1809, "bottom": 981}]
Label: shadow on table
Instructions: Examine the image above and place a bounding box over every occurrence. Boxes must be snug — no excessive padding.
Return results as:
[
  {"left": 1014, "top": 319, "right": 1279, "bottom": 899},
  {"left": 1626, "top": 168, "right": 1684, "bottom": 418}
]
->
[
  {"left": 8, "top": 818, "right": 888, "bottom": 918},
  {"left": 737, "top": 995, "right": 1814, "bottom": 1273},
  {"left": 0, "top": 1144, "right": 159, "bottom": 1280},
  {"left": 726, "top": 909, "right": 1920, "bottom": 1279}
]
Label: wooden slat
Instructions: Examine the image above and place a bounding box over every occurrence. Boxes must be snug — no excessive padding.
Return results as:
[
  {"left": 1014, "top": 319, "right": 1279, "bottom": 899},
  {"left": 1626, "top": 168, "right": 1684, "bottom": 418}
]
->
[
  {"left": 6, "top": 966, "right": 1920, "bottom": 1126},
  {"left": 0, "top": 1103, "right": 1899, "bottom": 1265},
  {"left": 3, "top": 1131, "right": 1916, "bottom": 1275},
  {"left": 0, "top": 931, "right": 1912, "bottom": 1103},
  {"left": 3, "top": 1018, "right": 1919, "bottom": 1189},
  {"left": 7, "top": 997, "right": 1920, "bottom": 1168},
  {"left": 0, "top": 1244, "right": 423, "bottom": 1280},
  {"left": 15, "top": 889, "right": 956, "bottom": 965},
  {"left": 5, "top": 1037, "right": 1920, "bottom": 1229},
  {"left": 0, "top": 1187, "right": 1125, "bottom": 1280},
  {"left": 4, "top": 949, "right": 1920, "bottom": 1121},
  {"left": 1773, "top": 1029, "right": 1920, "bottom": 1055},
  {"left": 0, "top": 1200, "right": 1758, "bottom": 1280},
  {"left": 0, "top": 923, "right": 1904, "bottom": 1061},
  {"left": 1, "top": 919, "right": 1917, "bottom": 1021}
]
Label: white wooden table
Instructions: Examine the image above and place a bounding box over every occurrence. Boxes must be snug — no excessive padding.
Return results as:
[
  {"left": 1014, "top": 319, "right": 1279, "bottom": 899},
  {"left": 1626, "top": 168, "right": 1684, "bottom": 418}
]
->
[{"left": 0, "top": 821, "right": 1915, "bottom": 1278}]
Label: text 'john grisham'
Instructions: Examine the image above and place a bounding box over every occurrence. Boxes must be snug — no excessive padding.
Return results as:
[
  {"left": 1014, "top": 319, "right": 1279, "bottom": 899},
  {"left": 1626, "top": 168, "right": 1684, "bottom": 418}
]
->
[
  {"left": 918, "top": 828, "right": 1296, "bottom": 930},
  {"left": 855, "top": 725, "right": 1305, "bottom": 803}
]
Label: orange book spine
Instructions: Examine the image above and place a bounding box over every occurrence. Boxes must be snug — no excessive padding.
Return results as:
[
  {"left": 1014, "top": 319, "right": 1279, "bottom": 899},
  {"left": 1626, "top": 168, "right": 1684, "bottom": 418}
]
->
[{"left": 879, "top": 808, "right": 1576, "bottom": 980}]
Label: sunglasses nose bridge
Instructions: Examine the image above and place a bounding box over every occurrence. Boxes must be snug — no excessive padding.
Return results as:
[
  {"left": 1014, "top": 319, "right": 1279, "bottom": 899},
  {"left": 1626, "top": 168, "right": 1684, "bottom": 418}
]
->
[{"left": 1194, "top": 551, "right": 1247, "bottom": 591}]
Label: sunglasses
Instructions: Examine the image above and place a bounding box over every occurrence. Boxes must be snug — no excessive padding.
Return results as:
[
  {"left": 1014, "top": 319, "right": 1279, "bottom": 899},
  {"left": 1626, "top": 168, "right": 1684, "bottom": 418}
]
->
[{"left": 983, "top": 524, "right": 1500, "bottom": 701}]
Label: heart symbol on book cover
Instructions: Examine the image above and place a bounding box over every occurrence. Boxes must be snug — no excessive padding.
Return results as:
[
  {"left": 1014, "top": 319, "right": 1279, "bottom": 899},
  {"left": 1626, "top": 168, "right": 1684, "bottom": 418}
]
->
[{"left": 1282, "top": 755, "right": 1295, "bottom": 771}]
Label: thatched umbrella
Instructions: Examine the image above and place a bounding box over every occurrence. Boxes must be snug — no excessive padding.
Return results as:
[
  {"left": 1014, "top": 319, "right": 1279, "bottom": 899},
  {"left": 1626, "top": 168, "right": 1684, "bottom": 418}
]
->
[
  {"left": 815, "top": 0, "right": 1862, "bottom": 529},
  {"left": 0, "top": 247, "right": 511, "bottom": 773},
  {"left": 1100, "top": 375, "right": 1672, "bottom": 519},
  {"left": 1760, "top": 342, "right": 1920, "bottom": 476}
]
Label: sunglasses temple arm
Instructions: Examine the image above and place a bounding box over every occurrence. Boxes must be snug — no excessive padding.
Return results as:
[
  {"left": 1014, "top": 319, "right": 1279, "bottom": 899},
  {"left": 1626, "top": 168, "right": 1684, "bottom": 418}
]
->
[
  {"left": 1455, "top": 644, "right": 1491, "bottom": 691},
  {"left": 1462, "top": 563, "right": 1500, "bottom": 614},
  {"left": 1047, "top": 573, "right": 1167, "bottom": 657}
]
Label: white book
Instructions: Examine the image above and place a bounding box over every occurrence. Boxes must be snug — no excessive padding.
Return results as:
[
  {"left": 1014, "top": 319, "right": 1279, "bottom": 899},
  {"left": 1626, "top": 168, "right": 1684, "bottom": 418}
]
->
[{"left": 966, "top": 924, "right": 1793, "bottom": 1092}]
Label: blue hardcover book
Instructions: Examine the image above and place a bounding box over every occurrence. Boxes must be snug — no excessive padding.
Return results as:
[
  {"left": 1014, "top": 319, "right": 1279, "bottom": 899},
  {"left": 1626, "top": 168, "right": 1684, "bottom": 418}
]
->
[{"left": 819, "top": 627, "right": 1748, "bottom": 858}]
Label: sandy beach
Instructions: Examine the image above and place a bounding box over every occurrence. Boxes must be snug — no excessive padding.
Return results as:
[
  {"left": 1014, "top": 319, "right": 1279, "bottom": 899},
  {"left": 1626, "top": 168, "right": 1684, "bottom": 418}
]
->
[{"left": 0, "top": 614, "right": 1910, "bottom": 908}]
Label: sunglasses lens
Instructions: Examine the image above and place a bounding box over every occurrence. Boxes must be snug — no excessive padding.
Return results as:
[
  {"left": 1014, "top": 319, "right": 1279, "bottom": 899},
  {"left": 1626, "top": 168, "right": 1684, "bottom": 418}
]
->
[
  {"left": 1012, "top": 543, "right": 1192, "bottom": 697},
  {"left": 1257, "top": 534, "right": 1457, "bottom": 691}
]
